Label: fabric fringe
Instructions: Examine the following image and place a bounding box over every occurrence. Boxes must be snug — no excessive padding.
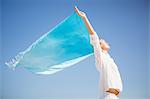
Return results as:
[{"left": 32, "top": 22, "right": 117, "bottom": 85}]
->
[{"left": 5, "top": 52, "right": 24, "bottom": 70}]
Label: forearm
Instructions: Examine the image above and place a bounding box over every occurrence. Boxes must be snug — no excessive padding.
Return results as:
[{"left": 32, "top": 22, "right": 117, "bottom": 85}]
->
[
  {"left": 82, "top": 17, "right": 95, "bottom": 35},
  {"left": 74, "top": 6, "right": 95, "bottom": 35}
]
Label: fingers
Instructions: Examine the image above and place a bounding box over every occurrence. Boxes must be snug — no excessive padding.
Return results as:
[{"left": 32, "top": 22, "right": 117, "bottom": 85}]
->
[
  {"left": 74, "top": 6, "right": 79, "bottom": 12},
  {"left": 74, "top": 6, "right": 80, "bottom": 15},
  {"left": 74, "top": 6, "right": 86, "bottom": 17}
]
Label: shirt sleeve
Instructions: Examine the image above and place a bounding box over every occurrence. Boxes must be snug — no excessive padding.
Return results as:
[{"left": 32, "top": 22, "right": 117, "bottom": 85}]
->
[{"left": 90, "top": 33, "right": 103, "bottom": 70}]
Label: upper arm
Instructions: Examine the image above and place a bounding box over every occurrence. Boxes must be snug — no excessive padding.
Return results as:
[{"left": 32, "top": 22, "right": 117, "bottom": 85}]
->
[{"left": 90, "top": 33, "right": 103, "bottom": 69}]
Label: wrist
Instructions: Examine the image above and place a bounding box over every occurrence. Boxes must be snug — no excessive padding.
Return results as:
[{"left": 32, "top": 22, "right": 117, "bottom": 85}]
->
[{"left": 82, "top": 16, "right": 87, "bottom": 20}]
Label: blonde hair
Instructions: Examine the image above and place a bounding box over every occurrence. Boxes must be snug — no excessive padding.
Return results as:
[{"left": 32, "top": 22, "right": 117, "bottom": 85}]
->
[{"left": 99, "top": 39, "right": 106, "bottom": 45}]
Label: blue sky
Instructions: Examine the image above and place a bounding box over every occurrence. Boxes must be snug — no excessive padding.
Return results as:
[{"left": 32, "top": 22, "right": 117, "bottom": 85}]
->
[
  {"left": 0, "top": 0, "right": 149, "bottom": 99},
  {"left": 148, "top": 0, "right": 150, "bottom": 96}
]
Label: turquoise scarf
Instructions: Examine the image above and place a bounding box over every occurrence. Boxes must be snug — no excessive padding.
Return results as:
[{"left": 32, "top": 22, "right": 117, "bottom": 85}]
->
[{"left": 6, "top": 12, "right": 94, "bottom": 74}]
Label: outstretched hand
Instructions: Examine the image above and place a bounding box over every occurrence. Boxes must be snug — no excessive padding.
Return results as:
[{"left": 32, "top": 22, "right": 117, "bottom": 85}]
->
[
  {"left": 74, "top": 6, "right": 86, "bottom": 18},
  {"left": 74, "top": 6, "right": 95, "bottom": 35}
]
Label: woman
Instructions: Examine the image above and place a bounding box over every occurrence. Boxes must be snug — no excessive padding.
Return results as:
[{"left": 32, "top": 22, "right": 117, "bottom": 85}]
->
[{"left": 75, "top": 7, "right": 123, "bottom": 99}]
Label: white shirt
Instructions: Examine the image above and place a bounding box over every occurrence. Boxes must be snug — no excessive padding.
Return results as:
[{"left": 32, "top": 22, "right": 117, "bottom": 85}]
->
[{"left": 90, "top": 33, "right": 123, "bottom": 97}]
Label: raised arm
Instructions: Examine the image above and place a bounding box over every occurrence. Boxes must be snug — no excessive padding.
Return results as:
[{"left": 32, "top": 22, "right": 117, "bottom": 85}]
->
[{"left": 74, "top": 6, "right": 95, "bottom": 35}]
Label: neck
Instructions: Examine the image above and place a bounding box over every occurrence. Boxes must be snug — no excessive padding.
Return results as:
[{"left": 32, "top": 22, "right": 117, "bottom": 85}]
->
[{"left": 102, "top": 50, "right": 108, "bottom": 54}]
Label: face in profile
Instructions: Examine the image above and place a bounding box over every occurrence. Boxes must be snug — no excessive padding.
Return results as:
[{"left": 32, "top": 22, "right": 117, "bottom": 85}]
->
[{"left": 99, "top": 39, "right": 110, "bottom": 52}]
